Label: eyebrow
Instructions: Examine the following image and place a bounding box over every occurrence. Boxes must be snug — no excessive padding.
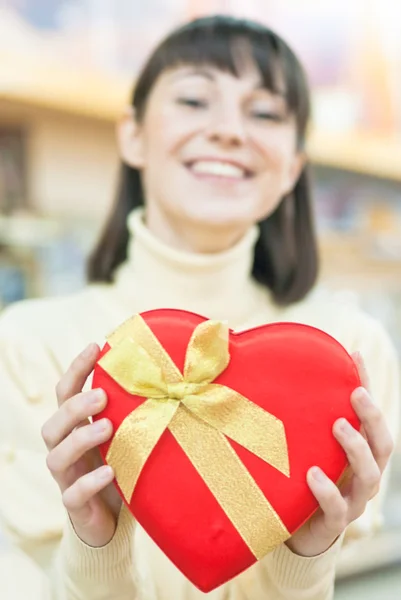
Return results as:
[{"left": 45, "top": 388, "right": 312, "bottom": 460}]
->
[{"left": 169, "top": 67, "right": 215, "bottom": 82}]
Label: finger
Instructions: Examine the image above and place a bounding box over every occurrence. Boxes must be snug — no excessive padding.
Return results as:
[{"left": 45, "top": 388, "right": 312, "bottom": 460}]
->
[
  {"left": 351, "top": 352, "right": 371, "bottom": 393},
  {"left": 62, "top": 465, "right": 114, "bottom": 515},
  {"left": 42, "top": 388, "right": 107, "bottom": 451},
  {"left": 56, "top": 343, "right": 100, "bottom": 406},
  {"left": 333, "top": 418, "right": 381, "bottom": 512},
  {"left": 46, "top": 419, "right": 113, "bottom": 490},
  {"left": 351, "top": 388, "right": 394, "bottom": 473},
  {"left": 307, "top": 467, "right": 348, "bottom": 536}
]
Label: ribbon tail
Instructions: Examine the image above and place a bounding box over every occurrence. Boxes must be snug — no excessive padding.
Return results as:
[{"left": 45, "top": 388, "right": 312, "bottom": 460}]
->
[
  {"left": 182, "top": 385, "right": 290, "bottom": 478},
  {"left": 106, "top": 398, "right": 179, "bottom": 502},
  {"left": 168, "top": 407, "right": 290, "bottom": 559}
]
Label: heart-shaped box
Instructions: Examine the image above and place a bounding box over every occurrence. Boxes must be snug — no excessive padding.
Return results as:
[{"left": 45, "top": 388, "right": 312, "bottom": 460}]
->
[{"left": 93, "top": 309, "right": 360, "bottom": 592}]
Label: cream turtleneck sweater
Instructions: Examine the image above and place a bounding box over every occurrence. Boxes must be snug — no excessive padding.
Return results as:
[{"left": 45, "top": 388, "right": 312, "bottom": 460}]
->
[{"left": 0, "top": 209, "right": 398, "bottom": 600}]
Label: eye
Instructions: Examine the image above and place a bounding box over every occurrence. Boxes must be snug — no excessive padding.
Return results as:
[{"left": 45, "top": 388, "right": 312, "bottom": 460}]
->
[
  {"left": 251, "top": 110, "right": 284, "bottom": 122},
  {"left": 177, "top": 98, "right": 208, "bottom": 109}
]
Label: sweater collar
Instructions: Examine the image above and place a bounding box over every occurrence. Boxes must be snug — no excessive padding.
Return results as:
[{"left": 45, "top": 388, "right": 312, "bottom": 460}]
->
[{"left": 113, "top": 208, "right": 270, "bottom": 327}]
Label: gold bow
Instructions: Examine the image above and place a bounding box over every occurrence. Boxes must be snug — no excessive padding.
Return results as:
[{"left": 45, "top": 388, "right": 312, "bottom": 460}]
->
[{"left": 99, "top": 314, "right": 291, "bottom": 558}]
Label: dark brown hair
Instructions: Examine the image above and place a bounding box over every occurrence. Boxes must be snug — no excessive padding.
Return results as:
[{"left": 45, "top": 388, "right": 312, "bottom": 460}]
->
[{"left": 88, "top": 15, "right": 318, "bottom": 305}]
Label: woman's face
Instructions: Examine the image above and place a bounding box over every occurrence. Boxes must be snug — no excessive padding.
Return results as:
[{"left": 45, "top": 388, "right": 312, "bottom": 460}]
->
[{"left": 119, "top": 62, "right": 304, "bottom": 246}]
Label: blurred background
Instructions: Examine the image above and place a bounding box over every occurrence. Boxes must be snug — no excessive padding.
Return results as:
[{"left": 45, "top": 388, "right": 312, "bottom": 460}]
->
[{"left": 0, "top": 0, "right": 400, "bottom": 597}]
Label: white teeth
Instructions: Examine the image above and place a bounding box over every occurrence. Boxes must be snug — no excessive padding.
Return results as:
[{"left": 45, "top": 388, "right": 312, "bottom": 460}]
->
[{"left": 190, "top": 161, "right": 246, "bottom": 179}]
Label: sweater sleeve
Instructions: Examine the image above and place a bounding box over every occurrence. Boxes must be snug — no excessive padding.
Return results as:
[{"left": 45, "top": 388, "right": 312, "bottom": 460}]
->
[
  {"left": 0, "top": 302, "right": 138, "bottom": 600},
  {"left": 53, "top": 506, "right": 137, "bottom": 600},
  {"left": 233, "top": 535, "right": 343, "bottom": 600}
]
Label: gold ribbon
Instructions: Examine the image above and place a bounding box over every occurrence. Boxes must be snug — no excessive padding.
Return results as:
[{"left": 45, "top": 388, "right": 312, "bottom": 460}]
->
[{"left": 99, "top": 315, "right": 291, "bottom": 558}]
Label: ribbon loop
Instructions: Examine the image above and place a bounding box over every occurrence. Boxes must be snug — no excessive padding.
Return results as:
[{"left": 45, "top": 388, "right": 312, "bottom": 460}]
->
[
  {"left": 184, "top": 320, "right": 230, "bottom": 383},
  {"left": 100, "top": 336, "right": 170, "bottom": 398}
]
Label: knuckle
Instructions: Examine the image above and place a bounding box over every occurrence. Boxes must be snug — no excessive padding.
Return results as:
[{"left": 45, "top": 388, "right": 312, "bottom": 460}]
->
[
  {"left": 41, "top": 422, "right": 54, "bottom": 448},
  {"left": 326, "top": 494, "right": 347, "bottom": 521},
  {"left": 324, "top": 486, "right": 338, "bottom": 502},
  {"left": 381, "top": 436, "right": 395, "bottom": 458},
  {"left": 335, "top": 512, "right": 348, "bottom": 531},
  {"left": 55, "top": 379, "right": 68, "bottom": 402},
  {"left": 349, "top": 504, "right": 366, "bottom": 521},
  {"left": 356, "top": 433, "right": 368, "bottom": 449},
  {"left": 325, "top": 513, "right": 347, "bottom": 535},
  {"left": 336, "top": 517, "right": 349, "bottom": 533},
  {"left": 64, "top": 396, "right": 80, "bottom": 421},
  {"left": 369, "top": 483, "right": 381, "bottom": 501},
  {"left": 63, "top": 478, "right": 89, "bottom": 512},
  {"left": 364, "top": 466, "right": 381, "bottom": 488},
  {"left": 350, "top": 434, "right": 368, "bottom": 456},
  {"left": 332, "top": 505, "right": 347, "bottom": 525},
  {"left": 368, "top": 404, "right": 382, "bottom": 425},
  {"left": 62, "top": 488, "right": 77, "bottom": 512},
  {"left": 46, "top": 452, "right": 60, "bottom": 476},
  {"left": 71, "top": 353, "right": 87, "bottom": 377},
  {"left": 71, "top": 425, "right": 91, "bottom": 450}
]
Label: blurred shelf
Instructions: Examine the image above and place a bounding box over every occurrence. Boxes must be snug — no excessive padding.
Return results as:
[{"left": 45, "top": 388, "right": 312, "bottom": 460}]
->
[
  {"left": 308, "top": 129, "right": 401, "bottom": 181},
  {"left": 0, "top": 214, "right": 62, "bottom": 247},
  {"left": 0, "top": 51, "right": 130, "bottom": 121},
  {"left": 319, "top": 233, "right": 401, "bottom": 287},
  {"left": 1, "top": 53, "right": 401, "bottom": 180}
]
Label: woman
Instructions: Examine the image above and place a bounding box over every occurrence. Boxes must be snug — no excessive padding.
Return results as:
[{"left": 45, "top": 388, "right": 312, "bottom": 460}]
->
[{"left": 0, "top": 15, "right": 398, "bottom": 600}]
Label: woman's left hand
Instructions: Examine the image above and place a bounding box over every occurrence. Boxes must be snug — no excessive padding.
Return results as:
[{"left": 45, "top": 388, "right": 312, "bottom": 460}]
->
[{"left": 286, "top": 352, "right": 394, "bottom": 557}]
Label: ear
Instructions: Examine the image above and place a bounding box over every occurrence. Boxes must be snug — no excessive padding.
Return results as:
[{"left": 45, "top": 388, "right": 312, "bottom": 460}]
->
[
  {"left": 283, "top": 151, "right": 306, "bottom": 196},
  {"left": 116, "top": 106, "right": 145, "bottom": 169}
]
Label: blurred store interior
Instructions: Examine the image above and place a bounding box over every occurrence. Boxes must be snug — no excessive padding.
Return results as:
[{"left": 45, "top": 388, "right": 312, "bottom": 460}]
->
[{"left": 0, "top": 1, "right": 401, "bottom": 597}]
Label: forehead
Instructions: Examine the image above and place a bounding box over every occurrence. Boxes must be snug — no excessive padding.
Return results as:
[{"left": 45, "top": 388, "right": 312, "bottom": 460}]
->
[{"left": 167, "top": 64, "right": 260, "bottom": 84}]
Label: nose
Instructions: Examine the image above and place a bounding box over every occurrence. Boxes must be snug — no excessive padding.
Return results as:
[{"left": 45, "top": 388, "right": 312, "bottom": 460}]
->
[{"left": 206, "top": 102, "right": 246, "bottom": 147}]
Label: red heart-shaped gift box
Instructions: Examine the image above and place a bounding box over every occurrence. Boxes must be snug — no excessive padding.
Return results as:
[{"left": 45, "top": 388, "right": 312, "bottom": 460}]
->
[{"left": 93, "top": 309, "right": 360, "bottom": 592}]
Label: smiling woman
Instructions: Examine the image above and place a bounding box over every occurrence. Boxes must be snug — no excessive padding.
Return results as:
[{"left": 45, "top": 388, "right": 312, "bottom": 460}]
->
[
  {"left": 89, "top": 16, "right": 316, "bottom": 305},
  {"left": 0, "top": 13, "right": 398, "bottom": 600}
]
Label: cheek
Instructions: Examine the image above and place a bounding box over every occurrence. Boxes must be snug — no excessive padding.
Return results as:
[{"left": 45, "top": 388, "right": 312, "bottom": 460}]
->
[
  {"left": 254, "top": 128, "right": 298, "bottom": 182},
  {"left": 257, "top": 154, "right": 297, "bottom": 211},
  {"left": 251, "top": 135, "right": 297, "bottom": 218},
  {"left": 143, "top": 106, "right": 199, "bottom": 163}
]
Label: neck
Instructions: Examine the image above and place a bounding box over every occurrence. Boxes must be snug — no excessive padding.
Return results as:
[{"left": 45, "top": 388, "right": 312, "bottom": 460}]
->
[
  {"left": 113, "top": 208, "right": 271, "bottom": 329},
  {"left": 144, "top": 203, "right": 249, "bottom": 254}
]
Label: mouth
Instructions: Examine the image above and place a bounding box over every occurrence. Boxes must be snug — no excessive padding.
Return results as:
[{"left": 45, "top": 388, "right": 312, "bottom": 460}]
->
[{"left": 185, "top": 159, "right": 254, "bottom": 182}]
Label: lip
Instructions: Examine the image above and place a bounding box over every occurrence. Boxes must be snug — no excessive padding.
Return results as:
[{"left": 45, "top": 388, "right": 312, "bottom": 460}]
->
[{"left": 184, "top": 157, "right": 254, "bottom": 178}]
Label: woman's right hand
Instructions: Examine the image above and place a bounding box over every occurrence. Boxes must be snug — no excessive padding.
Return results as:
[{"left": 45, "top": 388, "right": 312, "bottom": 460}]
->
[{"left": 42, "top": 343, "right": 122, "bottom": 547}]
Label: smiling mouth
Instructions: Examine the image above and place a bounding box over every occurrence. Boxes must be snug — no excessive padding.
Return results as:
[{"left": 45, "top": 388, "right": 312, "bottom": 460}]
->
[{"left": 185, "top": 160, "right": 253, "bottom": 181}]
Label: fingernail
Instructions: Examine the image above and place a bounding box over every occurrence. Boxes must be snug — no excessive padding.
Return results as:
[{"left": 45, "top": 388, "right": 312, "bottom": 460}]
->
[
  {"left": 311, "top": 467, "right": 326, "bottom": 484},
  {"left": 92, "top": 419, "right": 109, "bottom": 434},
  {"left": 337, "top": 418, "right": 354, "bottom": 436},
  {"left": 353, "top": 387, "right": 371, "bottom": 407},
  {"left": 97, "top": 465, "right": 114, "bottom": 481},
  {"left": 82, "top": 343, "right": 96, "bottom": 358},
  {"left": 89, "top": 389, "right": 106, "bottom": 405}
]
